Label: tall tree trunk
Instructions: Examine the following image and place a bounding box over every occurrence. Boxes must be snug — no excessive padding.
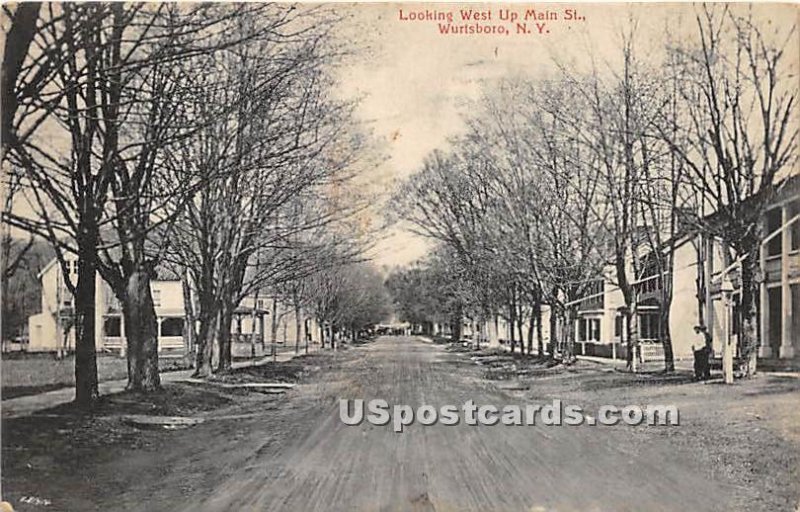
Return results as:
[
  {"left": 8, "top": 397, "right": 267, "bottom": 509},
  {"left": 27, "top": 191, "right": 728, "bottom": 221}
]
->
[
  {"left": 270, "top": 298, "right": 279, "bottom": 357},
  {"left": 217, "top": 302, "right": 234, "bottom": 373},
  {"left": 535, "top": 301, "right": 544, "bottom": 357},
  {"left": 304, "top": 318, "right": 310, "bottom": 354},
  {"left": 660, "top": 274, "right": 675, "bottom": 373},
  {"left": 625, "top": 303, "right": 639, "bottom": 372},
  {"left": 694, "top": 236, "right": 708, "bottom": 330},
  {"left": 294, "top": 303, "right": 302, "bottom": 354},
  {"left": 181, "top": 270, "right": 196, "bottom": 365},
  {"left": 563, "top": 305, "right": 577, "bottom": 362},
  {"left": 451, "top": 302, "right": 463, "bottom": 342},
  {"left": 660, "top": 312, "right": 675, "bottom": 373},
  {"left": 548, "top": 295, "right": 559, "bottom": 359},
  {"left": 1, "top": 2, "right": 41, "bottom": 155},
  {"left": 509, "top": 301, "right": 516, "bottom": 353},
  {"left": 739, "top": 249, "right": 760, "bottom": 376},
  {"left": 122, "top": 266, "right": 161, "bottom": 392},
  {"left": 193, "top": 302, "right": 216, "bottom": 378},
  {"left": 73, "top": 236, "right": 100, "bottom": 406},
  {"left": 526, "top": 305, "right": 534, "bottom": 356}
]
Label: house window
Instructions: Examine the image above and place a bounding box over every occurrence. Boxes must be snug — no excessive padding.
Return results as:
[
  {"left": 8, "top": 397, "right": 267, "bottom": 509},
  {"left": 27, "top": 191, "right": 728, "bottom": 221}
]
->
[
  {"left": 578, "top": 318, "right": 601, "bottom": 342},
  {"left": 104, "top": 317, "right": 122, "bottom": 337},
  {"left": 768, "top": 287, "right": 782, "bottom": 349},
  {"left": 589, "top": 318, "right": 600, "bottom": 341},
  {"left": 789, "top": 200, "right": 800, "bottom": 252},
  {"left": 614, "top": 315, "right": 623, "bottom": 339},
  {"left": 160, "top": 317, "right": 183, "bottom": 337},
  {"left": 68, "top": 260, "right": 78, "bottom": 275},
  {"left": 151, "top": 289, "right": 161, "bottom": 307},
  {"left": 639, "top": 314, "right": 661, "bottom": 341},
  {"left": 64, "top": 260, "right": 78, "bottom": 275},
  {"left": 766, "top": 208, "right": 782, "bottom": 257}
]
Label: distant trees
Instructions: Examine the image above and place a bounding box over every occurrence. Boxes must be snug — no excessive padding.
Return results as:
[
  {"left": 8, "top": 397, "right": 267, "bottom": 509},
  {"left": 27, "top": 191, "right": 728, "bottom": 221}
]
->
[
  {"left": 395, "top": 79, "right": 609, "bottom": 359},
  {"left": 386, "top": 246, "right": 467, "bottom": 338},
  {"left": 303, "top": 261, "right": 392, "bottom": 348}
]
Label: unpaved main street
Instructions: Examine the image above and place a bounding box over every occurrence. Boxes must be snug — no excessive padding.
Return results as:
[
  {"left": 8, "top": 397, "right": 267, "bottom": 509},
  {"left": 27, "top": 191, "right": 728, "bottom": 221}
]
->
[
  {"left": 5, "top": 336, "right": 797, "bottom": 511},
  {"left": 176, "top": 336, "right": 733, "bottom": 512}
]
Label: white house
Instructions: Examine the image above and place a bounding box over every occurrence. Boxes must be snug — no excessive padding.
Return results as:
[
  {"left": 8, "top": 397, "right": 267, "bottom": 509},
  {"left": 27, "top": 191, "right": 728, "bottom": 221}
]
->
[
  {"left": 26, "top": 255, "right": 321, "bottom": 356},
  {"left": 572, "top": 176, "right": 800, "bottom": 362},
  {"left": 27, "top": 256, "right": 189, "bottom": 354},
  {"left": 572, "top": 237, "right": 705, "bottom": 361}
]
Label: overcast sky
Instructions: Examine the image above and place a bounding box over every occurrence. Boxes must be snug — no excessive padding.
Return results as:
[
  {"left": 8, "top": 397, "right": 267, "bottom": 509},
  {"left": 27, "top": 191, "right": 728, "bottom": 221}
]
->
[{"left": 335, "top": 2, "right": 797, "bottom": 268}]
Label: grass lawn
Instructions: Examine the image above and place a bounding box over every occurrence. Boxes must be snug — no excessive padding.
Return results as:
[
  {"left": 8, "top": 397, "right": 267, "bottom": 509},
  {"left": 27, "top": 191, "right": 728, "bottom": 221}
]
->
[{"left": 1, "top": 354, "right": 191, "bottom": 400}]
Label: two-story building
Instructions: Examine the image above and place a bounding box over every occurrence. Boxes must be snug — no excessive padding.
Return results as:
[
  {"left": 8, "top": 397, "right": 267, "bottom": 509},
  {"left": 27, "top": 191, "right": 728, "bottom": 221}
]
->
[
  {"left": 27, "top": 256, "right": 192, "bottom": 354},
  {"left": 573, "top": 237, "right": 705, "bottom": 361},
  {"left": 571, "top": 176, "right": 800, "bottom": 362},
  {"left": 756, "top": 180, "right": 799, "bottom": 358}
]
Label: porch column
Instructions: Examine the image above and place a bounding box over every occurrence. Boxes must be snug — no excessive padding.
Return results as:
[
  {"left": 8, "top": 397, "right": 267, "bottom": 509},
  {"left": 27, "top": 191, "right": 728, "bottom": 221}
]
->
[
  {"left": 779, "top": 205, "right": 794, "bottom": 358},
  {"left": 721, "top": 277, "right": 735, "bottom": 384},
  {"left": 704, "top": 235, "right": 715, "bottom": 332},
  {"left": 156, "top": 317, "right": 163, "bottom": 354},
  {"left": 573, "top": 318, "right": 578, "bottom": 344},
  {"left": 759, "top": 234, "right": 772, "bottom": 357}
]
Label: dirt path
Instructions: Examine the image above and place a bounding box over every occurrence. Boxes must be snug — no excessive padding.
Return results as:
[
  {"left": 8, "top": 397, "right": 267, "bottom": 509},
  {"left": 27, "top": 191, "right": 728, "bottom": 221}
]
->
[{"left": 138, "top": 336, "right": 732, "bottom": 512}]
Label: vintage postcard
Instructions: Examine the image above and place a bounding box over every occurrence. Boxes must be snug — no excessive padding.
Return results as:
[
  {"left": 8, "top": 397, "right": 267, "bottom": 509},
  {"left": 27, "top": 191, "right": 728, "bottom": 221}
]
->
[{"left": 1, "top": 2, "right": 798, "bottom": 511}]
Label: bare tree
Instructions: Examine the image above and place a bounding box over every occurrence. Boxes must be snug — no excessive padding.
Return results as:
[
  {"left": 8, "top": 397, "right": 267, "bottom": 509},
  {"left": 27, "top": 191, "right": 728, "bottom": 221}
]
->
[
  {"left": 165, "top": 6, "right": 367, "bottom": 375},
  {"left": 662, "top": 5, "right": 797, "bottom": 375}
]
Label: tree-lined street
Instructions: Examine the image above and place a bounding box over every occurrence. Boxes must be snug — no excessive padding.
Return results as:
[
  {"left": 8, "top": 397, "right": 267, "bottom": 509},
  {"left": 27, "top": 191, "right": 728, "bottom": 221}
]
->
[{"left": 2, "top": 3, "right": 798, "bottom": 511}]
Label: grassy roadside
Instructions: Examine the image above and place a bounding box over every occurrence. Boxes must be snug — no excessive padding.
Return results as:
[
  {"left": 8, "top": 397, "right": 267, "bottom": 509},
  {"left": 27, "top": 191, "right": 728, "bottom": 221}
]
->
[
  {"left": 461, "top": 344, "right": 800, "bottom": 512},
  {"left": 1, "top": 355, "right": 191, "bottom": 400},
  {"left": 0, "top": 347, "right": 361, "bottom": 511}
]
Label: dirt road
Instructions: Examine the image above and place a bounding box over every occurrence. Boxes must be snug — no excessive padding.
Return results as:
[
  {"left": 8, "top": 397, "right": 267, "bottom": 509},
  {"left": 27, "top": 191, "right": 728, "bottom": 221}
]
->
[
  {"left": 6, "top": 336, "right": 747, "bottom": 511},
  {"left": 147, "top": 336, "right": 729, "bottom": 512}
]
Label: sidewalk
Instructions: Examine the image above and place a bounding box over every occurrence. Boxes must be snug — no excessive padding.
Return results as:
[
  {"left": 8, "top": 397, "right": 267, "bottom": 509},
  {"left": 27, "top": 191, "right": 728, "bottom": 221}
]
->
[
  {"left": 577, "top": 354, "right": 695, "bottom": 371},
  {"left": 1, "top": 344, "right": 320, "bottom": 420}
]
